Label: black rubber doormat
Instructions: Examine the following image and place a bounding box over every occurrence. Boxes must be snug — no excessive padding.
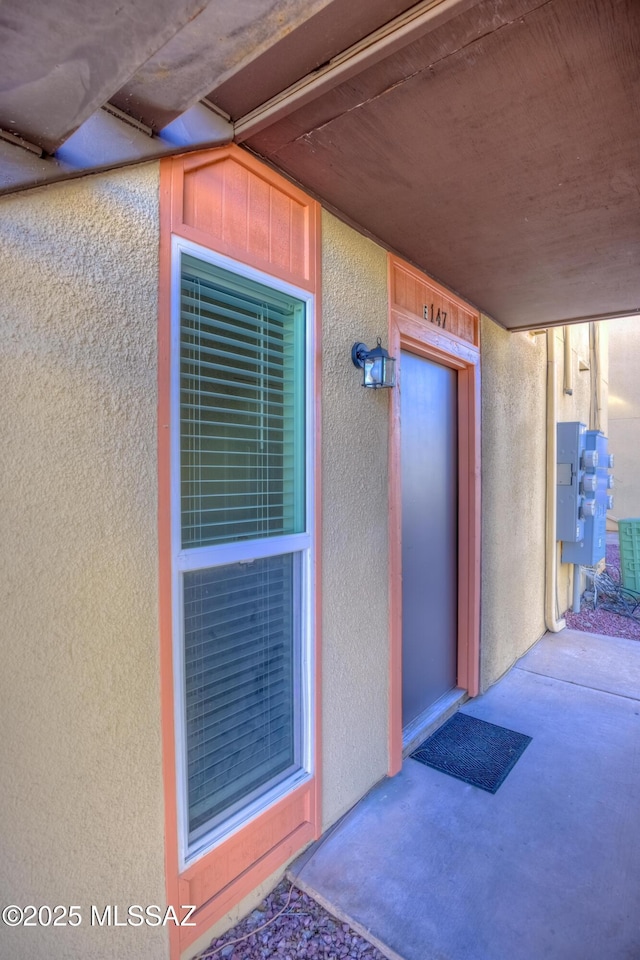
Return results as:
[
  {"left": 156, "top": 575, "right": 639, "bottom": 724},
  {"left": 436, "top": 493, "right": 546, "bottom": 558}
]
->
[{"left": 410, "top": 712, "right": 532, "bottom": 793}]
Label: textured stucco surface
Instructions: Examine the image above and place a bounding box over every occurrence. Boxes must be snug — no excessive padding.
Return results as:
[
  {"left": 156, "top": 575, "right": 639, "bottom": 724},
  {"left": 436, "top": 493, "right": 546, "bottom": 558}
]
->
[
  {"left": 479, "top": 320, "right": 547, "bottom": 688},
  {"left": 607, "top": 317, "right": 639, "bottom": 521},
  {"left": 554, "top": 323, "right": 603, "bottom": 431},
  {"left": 0, "top": 167, "right": 167, "bottom": 960},
  {"left": 0, "top": 153, "right": 613, "bottom": 957},
  {"left": 480, "top": 319, "right": 607, "bottom": 687},
  {"left": 320, "top": 211, "right": 390, "bottom": 829}
]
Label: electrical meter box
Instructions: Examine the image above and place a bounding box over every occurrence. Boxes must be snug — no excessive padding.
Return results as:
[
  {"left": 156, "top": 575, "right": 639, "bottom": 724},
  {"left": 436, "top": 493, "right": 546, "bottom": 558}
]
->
[
  {"left": 557, "top": 422, "right": 614, "bottom": 566},
  {"left": 557, "top": 421, "right": 587, "bottom": 544}
]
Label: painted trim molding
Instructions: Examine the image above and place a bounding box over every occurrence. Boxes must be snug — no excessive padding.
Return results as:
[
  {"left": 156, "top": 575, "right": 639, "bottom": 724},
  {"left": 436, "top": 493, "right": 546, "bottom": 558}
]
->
[
  {"left": 387, "top": 254, "right": 481, "bottom": 776},
  {"left": 158, "top": 145, "right": 322, "bottom": 957}
]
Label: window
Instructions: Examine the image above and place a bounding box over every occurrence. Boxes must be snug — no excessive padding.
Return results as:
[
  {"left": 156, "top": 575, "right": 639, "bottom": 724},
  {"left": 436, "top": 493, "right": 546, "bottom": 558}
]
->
[{"left": 171, "top": 240, "right": 314, "bottom": 865}]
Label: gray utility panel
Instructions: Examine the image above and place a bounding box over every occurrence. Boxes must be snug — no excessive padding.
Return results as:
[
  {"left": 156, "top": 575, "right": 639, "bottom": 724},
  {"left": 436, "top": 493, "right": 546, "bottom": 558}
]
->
[{"left": 557, "top": 421, "right": 614, "bottom": 566}]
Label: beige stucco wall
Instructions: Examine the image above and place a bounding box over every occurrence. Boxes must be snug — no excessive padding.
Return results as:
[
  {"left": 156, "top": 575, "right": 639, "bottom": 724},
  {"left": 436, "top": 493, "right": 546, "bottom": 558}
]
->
[
  {"left": 0, "top": 166, "right": 166, "bottom": 960},
  {"left": 479, "top": 320, "right": 547, "bottom": 687},
  {"left": 480, "top": 319, "right": 608, "bottom": 685},
  {"left": 320, "top": 211, "right": 390, "bottom": 828},
  {"left": 553, "top": 322, "right": 606, "bottom": 431},
  {"left": 0, "top": 153, "right": 612, "bottom": 957},
  {"left": 607, "top": 317, "right": 640, "bottom": 521}
]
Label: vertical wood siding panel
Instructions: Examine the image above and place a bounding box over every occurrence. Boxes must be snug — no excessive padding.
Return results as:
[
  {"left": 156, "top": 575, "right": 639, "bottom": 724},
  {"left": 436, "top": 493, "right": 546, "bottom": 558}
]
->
[
  {"left": 247, "top": 173, "right": 271, "bottom": 263},
  {"left": 222, "top": 160, "right": 249, "bottom": 253},
  {"left": 183, "top": 163, "right": 224, "bottom": 242},
  {"left": 268, "top": 188, "right": 292, "bottom": 276},
  {"left": 289, "top": 200, "right": 307, "bottom": 280},
  {"left": 390, "top": 260, "right": 479, "bottom": 348},
  {"left": 448, "top": 302, "right": 459, "bottom": 337},
  {"left": 172, "top": 147, "right": 315, "bottom": 291},
  {"left": 393, "top": 265, "right": 403, "bottom": 310},
  {"left": 410, "top": 275, "right": 419, "bottom": 318}
]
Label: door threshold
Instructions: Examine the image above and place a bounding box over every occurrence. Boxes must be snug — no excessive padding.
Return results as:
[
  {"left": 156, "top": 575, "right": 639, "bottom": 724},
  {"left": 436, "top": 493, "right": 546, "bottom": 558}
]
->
[{"left": 402, "top": 687, "right": 468, "bottom": 758}]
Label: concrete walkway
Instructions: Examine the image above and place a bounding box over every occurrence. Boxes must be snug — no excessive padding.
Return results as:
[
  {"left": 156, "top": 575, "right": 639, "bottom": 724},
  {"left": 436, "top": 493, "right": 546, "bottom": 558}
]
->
[{"left": 289, "top": 629, "right": 640, "bottom": 960}]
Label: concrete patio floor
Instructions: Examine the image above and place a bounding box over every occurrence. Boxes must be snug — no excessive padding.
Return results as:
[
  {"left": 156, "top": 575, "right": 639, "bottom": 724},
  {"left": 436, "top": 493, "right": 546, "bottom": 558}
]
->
[{"left": 289, "top": 629, "right": 640, "bottom": 960}]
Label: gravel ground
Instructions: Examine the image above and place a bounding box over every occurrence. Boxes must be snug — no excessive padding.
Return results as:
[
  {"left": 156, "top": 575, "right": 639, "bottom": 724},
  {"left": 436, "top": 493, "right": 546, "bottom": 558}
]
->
[
  {"left": 565, "top": 541, "right": 640, "bottom": 641},
  {"left": 198, "top": 881, "right": 387, "bottom": 960}
]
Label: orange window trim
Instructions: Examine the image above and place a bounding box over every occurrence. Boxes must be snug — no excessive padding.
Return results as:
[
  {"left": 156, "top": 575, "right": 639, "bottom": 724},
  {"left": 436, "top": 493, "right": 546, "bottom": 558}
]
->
[{"left": 158, "top": 146, "right": 322, "bottom": 958}]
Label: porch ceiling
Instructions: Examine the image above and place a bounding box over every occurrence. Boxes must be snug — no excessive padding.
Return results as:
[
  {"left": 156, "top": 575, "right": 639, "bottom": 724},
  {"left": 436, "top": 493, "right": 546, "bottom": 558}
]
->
[{"left": 1, "top": 0, "right": 638, "bottom": 330}]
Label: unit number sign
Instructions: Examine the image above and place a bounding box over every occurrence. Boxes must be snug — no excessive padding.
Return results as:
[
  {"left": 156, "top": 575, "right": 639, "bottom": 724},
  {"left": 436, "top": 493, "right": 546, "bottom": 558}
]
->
[{"left": 423, "top": 303, "right": 447, "bottom": 329}]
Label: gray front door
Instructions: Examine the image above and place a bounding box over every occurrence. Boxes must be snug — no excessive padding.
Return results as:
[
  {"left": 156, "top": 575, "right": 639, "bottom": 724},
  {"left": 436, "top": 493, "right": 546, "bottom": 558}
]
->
[{"left": 400, "top": 350, "right": 458, "bottom": 728}]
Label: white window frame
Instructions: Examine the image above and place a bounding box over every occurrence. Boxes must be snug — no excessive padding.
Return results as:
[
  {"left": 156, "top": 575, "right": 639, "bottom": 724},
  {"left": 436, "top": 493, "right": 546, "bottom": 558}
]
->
[{"left": 170, "top": 235, "right": 315, "bottom": 869}]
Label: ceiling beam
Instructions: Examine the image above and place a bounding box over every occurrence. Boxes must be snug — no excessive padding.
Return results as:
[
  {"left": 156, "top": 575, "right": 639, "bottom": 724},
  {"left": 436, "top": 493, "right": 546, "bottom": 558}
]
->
[
  {"left": 506, "top": 310, "right": 640, "bottom": 333},
  {"left": 0, "top": 102, "right": 233, "bottom": 196},
  {"left": 110, "top": 0, "right": 339, "bottom": 131},
  {"left": 0, "top": 0, "right": 215, "bottom": 153},
  {"left": 234, "top": 0, "right": 483, "bottom": 140}
]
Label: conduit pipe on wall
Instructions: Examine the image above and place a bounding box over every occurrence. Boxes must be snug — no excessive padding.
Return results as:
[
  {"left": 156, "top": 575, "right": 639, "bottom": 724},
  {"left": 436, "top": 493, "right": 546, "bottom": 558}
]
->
[
  {"left": 564, "top": 325, "right": 580, "bottom": 618},
  {"left": 563, "top": 325, "right": 573, "bottom": 395},
  {"left": 589, "top": 321, "right": 602, "bottom": 432},
  {"left": 545, "top": 328, "right": 566, "bottom": 633}
]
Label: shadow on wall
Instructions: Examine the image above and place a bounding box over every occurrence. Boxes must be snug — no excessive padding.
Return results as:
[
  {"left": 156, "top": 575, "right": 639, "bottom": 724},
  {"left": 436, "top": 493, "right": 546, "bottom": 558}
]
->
[{"left": 607, "top": 317, "right": 640, "bottom": 522}]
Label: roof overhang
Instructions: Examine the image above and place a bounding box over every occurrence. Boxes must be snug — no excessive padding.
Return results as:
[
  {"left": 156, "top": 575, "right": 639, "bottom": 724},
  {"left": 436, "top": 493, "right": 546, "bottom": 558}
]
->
[{"left": 1, "top": 0, "right": 638, "bottom": 330}]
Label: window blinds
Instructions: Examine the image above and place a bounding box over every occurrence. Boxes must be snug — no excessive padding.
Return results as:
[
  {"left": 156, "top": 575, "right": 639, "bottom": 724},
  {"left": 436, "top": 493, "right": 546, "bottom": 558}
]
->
[
  {"left": 178, "top": 254, "right": 307, "bottom": 843},
  {"left": 180, "top": 255, "right": 305, "bottom": 549},
  {"left": 184, "top": 555, "right": 298, "bottom": 835}
]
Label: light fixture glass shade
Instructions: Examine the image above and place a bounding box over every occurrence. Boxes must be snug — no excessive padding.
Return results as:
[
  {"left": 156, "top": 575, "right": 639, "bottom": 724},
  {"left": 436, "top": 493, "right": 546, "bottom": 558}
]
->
[
  {"left": 364, "top": 352, "right": 395, "bottom": 388},
  {"left": 352, "top": 338, "right": 396, "bottom": 388}
]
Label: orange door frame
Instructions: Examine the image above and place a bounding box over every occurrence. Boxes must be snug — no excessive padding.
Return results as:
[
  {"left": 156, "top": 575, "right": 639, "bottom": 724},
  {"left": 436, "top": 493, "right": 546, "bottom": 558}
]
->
[{"left": 387, "top": 256, "right": 481, "bottom": 776}]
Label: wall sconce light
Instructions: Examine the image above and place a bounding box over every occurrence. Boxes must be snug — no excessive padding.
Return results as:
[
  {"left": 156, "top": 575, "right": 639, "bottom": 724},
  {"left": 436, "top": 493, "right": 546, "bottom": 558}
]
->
[{"left": 351, "top": 338, "right": 396, "bottom": 389}]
